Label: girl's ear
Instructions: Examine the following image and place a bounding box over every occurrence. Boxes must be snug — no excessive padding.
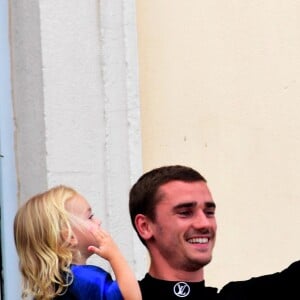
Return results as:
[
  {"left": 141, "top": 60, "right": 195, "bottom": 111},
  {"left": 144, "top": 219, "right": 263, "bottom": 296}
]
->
[
  {"left": 61, "top": 227, "right": 78, "bottom": 246},
  {"left": 69, "top": 233, "right": 78, "bottom": 246},
  {"left": 134, "top": 214, "right": 154, "bottom": 241}
]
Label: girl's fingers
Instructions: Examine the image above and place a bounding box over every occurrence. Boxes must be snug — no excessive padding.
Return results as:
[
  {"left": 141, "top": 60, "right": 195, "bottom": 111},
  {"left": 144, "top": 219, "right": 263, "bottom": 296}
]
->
[
  {"left": 88, "top": 245, "right": 98, "bottom": 253},
  {"left": 88, "top": 246, "right": 103, "bottom": 257},
  {"left": 89, "top": 226, "right": 109, "bottom": 237},
  {"left": 89, "top": 227, "right": 107, "bottom": 242}
]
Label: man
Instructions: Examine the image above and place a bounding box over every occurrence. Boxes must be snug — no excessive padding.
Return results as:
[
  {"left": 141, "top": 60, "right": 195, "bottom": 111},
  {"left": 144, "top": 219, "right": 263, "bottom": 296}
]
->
[{"left": 129, "top": 165, "right": 300, "bottom": 299}]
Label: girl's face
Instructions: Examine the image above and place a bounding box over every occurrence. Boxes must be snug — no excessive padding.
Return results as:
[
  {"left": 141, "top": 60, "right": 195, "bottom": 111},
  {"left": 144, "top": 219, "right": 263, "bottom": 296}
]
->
[{"left": 65, "top": 194, "right": 101, "bottom": 262}]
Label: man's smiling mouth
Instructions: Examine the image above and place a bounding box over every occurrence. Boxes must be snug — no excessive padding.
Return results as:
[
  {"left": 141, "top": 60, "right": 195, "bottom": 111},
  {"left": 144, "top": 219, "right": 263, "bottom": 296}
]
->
[{"left": 187, "top": 237, "right": 209, "bottom": 244}]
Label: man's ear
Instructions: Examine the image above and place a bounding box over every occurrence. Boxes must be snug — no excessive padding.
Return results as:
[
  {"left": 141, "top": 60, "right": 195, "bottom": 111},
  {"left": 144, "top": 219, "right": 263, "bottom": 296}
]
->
[{"left": 135, "top": 214, "right": 154, "bottom": 240}]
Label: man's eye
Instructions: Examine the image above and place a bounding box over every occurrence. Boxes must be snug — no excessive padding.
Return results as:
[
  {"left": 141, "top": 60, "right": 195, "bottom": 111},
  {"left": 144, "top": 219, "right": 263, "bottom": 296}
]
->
[
  {"left": 205, "top": 210, "right": 215, "bottom": 217},
  {"left": 178, "top": 210, "right": 192, "bottom": 217},
  {"left": 88, "top": 214, "right": 94, "bottom": 220}
]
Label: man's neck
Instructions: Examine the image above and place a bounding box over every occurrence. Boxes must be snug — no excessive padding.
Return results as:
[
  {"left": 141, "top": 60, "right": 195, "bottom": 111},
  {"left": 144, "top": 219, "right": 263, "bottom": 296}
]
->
[{"left": 148, "top": 259, "right": 204, "bottom": 282}]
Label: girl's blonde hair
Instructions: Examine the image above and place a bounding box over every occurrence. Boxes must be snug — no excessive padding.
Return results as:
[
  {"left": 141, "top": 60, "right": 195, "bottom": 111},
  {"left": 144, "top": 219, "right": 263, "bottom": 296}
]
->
[{"left": 14, "top": 185, "right": 79, "bottom": 299}]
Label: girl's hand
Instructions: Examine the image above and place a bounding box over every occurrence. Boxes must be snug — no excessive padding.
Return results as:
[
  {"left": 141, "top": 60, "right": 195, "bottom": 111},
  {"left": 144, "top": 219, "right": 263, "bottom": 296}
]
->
[
  {"left": 87, "top": 227, "right": 120, "bottom": 261},
  {"left": 88, "top": 226, "right": 142, "bottom": 300}
]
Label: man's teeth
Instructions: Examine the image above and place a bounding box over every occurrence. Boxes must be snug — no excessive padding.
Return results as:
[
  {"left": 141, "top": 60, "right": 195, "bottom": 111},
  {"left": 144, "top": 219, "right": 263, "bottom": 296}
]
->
[{"left": 188, "top": 237, "right": 208, "bottom": 244}]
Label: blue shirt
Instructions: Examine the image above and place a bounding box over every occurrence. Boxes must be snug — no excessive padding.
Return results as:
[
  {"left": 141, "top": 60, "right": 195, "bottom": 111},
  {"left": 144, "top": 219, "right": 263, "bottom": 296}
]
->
[{"left": 56, "top": 264, "right": 123, "bottom": 300}]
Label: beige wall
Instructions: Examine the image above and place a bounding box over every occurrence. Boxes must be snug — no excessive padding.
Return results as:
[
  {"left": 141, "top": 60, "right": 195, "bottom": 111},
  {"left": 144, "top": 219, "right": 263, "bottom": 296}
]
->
[{"left": 136, "top": 1, "right": 300, "bottom": 288}]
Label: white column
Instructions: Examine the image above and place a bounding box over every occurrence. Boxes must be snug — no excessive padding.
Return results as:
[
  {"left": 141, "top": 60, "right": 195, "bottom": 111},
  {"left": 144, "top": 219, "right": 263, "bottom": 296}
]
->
[
  {"left": 9, "top": 0, "right": 147, "bottom": 289},
  {"left": 99, "top": 0, "right": 148, "bottom": 277}
]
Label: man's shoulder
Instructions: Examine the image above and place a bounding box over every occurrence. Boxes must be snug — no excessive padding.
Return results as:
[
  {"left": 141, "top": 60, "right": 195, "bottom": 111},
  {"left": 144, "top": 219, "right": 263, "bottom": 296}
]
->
[{"left": 218, "top": 260, "right": 300, "bottom": 299}]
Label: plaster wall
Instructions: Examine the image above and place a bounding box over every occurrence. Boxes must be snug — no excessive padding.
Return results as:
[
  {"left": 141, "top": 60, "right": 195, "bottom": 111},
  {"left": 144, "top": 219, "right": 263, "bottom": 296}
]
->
[
  {"left": 136, "top": 0, "right": 300, "bottom": 288},
  {"left": 6, "top": 0, "right": 147, "bottom": 297}
]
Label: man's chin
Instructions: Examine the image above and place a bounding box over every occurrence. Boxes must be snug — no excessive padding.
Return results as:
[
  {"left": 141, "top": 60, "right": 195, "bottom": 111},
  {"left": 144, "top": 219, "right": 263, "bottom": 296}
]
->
[{"left": 184, "top": 257, "right": 212, "bottom": 271}]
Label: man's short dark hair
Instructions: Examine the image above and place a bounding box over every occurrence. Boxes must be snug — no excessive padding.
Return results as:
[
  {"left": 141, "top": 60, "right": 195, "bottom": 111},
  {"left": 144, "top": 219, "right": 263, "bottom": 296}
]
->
[{"left": 129, "top": 165, "right": 206, "bottom": 245}]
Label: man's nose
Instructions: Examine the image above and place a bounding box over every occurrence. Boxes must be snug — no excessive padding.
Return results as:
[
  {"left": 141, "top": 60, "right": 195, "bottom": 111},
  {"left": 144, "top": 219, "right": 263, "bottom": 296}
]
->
[{"left": 193, "top": 211, "right": 210, "bottom": 228}]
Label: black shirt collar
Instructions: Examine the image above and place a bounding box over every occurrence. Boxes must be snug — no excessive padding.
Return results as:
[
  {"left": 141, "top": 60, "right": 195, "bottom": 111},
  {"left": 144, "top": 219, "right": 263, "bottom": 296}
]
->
[{"left": 139, "top": 273, "right": 218, "bottom": 299}]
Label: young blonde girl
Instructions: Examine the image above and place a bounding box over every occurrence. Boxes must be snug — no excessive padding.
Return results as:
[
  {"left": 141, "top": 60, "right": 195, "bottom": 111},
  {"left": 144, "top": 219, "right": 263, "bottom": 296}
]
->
[{"left": 14, "top": 185, "right": 142, "bottom": 300}]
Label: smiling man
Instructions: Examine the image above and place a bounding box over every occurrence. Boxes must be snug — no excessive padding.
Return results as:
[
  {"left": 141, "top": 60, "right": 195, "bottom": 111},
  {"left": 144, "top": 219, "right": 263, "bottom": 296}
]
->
[
  {"left": 129, "top": 165, "right": 300, "bottom": 300},
  {"left": 129, "top": 165, "right": 219, "bottom": 299}
]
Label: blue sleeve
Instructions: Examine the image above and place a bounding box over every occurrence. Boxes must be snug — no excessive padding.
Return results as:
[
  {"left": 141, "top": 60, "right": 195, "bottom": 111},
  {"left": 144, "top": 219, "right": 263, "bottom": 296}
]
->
[{"left": 66, "top": 265, "right": 123, "bottom": 300}]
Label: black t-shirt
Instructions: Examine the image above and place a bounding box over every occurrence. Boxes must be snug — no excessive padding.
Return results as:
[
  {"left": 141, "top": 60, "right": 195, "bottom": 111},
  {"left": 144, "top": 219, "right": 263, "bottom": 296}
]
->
[
  {"left": 139, "top": 273, "right": 218, "bottom": 300},
  {"left": 218, "top": 260, "right": 300, "bottom": 299},
  {"left": 139, "top": 261, "right": 300, "bottom": 299}
]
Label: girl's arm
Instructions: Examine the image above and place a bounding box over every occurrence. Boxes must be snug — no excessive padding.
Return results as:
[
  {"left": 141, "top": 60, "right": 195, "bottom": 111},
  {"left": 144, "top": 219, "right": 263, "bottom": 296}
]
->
[{"left": 88, "top": 228, "right": 142, "bottom": 300}]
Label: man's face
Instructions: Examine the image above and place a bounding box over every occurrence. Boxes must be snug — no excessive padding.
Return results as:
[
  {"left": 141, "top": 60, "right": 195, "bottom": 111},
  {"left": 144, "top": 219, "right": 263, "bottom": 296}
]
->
[{"left": 148, "top": 180, "right": 217, "bottom": 272}]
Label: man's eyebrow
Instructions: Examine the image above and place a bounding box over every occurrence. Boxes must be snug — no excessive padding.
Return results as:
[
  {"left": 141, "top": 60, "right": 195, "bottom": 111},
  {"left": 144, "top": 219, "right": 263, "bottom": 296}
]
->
[
  {"left": 173, "top": 201, "right": 197, "bottom": 210},
  {"left": 205, "top": 202, "right": 216, "bottom": 209},
  {"left": 173, "top": 201, "right": 216, "bottom": 210}
]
